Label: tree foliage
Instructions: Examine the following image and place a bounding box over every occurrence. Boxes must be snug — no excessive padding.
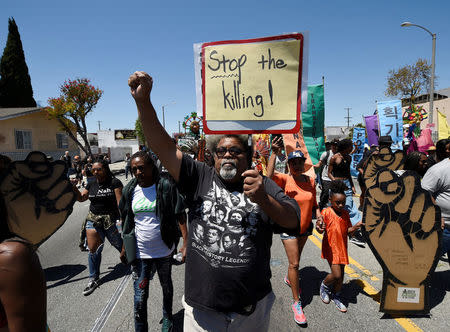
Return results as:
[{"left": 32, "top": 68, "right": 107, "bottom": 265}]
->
[
  {"left": 385, "top": 58, "right": 436, "bottom": 103},
  {"left": 46, "top": 78, "right": 103, "bottom": 155},
  {"left": 0, "top": 17, "right": 36, "bottom": 107},
  {"left": 135, "top": 118, "right": 146, "bottom": 145},
  {"left": 348, "top": 123, "right": 365, "bottom": 139}
]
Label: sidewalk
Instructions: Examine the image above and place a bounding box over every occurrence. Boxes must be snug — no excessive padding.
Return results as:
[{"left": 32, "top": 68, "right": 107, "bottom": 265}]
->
[{"left": 109, "top": 161, "right": 126, "bottom": 175}]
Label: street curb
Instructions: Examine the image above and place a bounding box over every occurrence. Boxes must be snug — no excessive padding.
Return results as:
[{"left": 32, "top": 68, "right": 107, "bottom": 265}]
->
[{"left": 111, "top": 169, "right": 125, "bottom": 175}]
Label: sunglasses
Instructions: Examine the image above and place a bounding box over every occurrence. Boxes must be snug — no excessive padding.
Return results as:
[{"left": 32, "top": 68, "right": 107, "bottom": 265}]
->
[
  {"left": 215, "top": 147, "right": 244, "bottom": 158},
  {"left": 131, "top": 165, "right": 146, "bottom": 173}
]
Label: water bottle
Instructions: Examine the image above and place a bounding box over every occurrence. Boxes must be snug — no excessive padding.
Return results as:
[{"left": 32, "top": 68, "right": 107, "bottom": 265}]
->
[
  {"left": 173, "top": 252, "right": 183, "bottom": 263},
  {"left": 116, "top": 220, "right": 122, "bottom": 235}
]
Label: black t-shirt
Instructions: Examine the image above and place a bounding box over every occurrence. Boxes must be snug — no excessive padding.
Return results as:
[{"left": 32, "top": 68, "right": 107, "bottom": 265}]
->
[
  {"left": 84, "top": 163, "right": 94, "bottom": 177},
  {"left": 86, "top": 177, "right": 123, "bottom": 215},
  {"left": 178, "top": 155, "right": 300, "bottom": 314}
]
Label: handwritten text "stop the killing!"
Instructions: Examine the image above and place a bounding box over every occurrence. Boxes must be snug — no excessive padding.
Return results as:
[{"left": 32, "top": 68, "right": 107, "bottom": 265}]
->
[{"left": 207, "top": 49, "right": 287, "bottom": 118}]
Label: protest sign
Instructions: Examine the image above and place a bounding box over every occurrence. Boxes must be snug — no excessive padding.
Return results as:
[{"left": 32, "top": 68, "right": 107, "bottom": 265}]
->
[
  {"left": 0, "top": 151, "right": 76, "bottom": 246},
  {"left": 364, "top": 115, "right": 379, "bottom": 146},
  {"left": 194, "top": 33, "right": 309, "bottom": 134},
  {"left": 362, "top": 148, "right": 441, "bottom": 314},
  {"left": 438, "top": 110, "right": 450, "bottom": 140},
  {"left": 282, "top": 132, "right": 315, "bottom": 179},
  {"left": 350, "top": 127, "right": 365, "bottom": 177},
  {"left": 377, "top": 100, "right": 403, "bottom": 151},
  {"left": 303, "top": 84, "right": 325, "bottom": 164}
]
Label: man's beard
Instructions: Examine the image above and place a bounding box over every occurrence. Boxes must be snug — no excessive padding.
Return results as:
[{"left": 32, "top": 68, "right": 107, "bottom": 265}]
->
[{"left": 219, "top": 160, "right": 237, "bottom": 180}]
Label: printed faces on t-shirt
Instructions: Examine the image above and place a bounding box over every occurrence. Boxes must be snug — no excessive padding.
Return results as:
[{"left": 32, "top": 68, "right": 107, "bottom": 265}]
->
[{"left": 190, "top": 180, "right": 266, "bottom": 268}]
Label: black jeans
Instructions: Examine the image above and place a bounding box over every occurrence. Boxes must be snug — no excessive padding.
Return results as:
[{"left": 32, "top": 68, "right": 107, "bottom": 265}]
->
[
  {"left": 133, "top": 255, "right": 173, "bottom": 332},
  {"left": 319, "top": 180, "right": 331, "bottom": 210}
]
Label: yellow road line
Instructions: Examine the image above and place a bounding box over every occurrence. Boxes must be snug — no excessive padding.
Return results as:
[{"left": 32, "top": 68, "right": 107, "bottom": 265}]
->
[{"left": 307, "top": 233, "right": 423, "bottom": 332}]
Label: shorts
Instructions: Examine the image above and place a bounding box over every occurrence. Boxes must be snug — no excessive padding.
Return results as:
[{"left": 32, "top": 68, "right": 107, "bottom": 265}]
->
[
  {"left": 280, "top": 233, "right": 298, "bottom": 240},
  {"left": 280, "top": 222, "right": 313, "bottom": 240}
]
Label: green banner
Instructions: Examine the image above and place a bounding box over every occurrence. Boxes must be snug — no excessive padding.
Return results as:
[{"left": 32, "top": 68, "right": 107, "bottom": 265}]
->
[{"left": 302, "top": 84, "right": 325, "bottom": 164}]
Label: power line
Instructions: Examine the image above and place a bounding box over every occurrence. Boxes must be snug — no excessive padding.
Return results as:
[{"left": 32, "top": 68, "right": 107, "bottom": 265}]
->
[{"left": 344, "top": 107, "right": 352, "bottom": 128}]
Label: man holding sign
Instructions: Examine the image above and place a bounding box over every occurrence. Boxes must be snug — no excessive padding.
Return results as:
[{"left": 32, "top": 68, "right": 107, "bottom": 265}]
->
[{"left": 128, "top": 71, "right": 300, "bottom": 331}]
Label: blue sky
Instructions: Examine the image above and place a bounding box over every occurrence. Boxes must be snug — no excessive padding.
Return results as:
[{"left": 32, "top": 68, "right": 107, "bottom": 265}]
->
[{"left": 1, "top": 0, "right": 449, "bottom": 136}]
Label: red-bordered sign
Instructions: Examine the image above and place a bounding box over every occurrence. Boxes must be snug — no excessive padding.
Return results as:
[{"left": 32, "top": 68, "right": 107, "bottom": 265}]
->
[{"left": 199, "top": 33, "right": 306, "bottom": 134}]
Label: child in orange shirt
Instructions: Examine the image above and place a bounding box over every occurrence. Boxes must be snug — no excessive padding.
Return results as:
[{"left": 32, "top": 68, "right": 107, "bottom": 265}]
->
[{"left": 316, "top": 180, "right": 361, "bottom": 312}]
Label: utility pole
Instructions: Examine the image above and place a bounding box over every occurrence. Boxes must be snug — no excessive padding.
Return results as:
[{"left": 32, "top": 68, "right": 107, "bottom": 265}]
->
[
  {"left": 178, "top": 121, "right": 181, "bottom": 133},
  {"left": 97, "top": 121, "right": 102, "bottom": 131},
  {"left": 344, "top": 107, "right": 352, "bottom": 128}
]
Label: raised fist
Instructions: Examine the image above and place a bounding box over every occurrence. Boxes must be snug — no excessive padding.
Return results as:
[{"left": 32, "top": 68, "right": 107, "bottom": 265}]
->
[
  {"left": 128, "top": 71, "right": 153, "bottom": 103},
  {"left": 0, "top": 151, "right": 76, "bottom": 246},
  {"left": 363, "top": 147, "right": 404, "bottom": 188},
  {"left": 362, "top": 169, "right": 441, "bottom": 313}
]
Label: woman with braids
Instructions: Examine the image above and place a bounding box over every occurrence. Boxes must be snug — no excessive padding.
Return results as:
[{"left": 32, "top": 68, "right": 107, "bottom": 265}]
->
[
  {"left": 72, "top": 158, "right": 124, "bottom": 296},
  {"left": 267, "top": 137, "right": 322, "bottom": 325},
  {"left": 0, "top": 155, "right": 48, "bottom": 331},
  {"left": 119, "top": 151, "right": 187, "bottom": 332},
  {"left": 316, "top": 180, "right": 361, "bottom": 313}
]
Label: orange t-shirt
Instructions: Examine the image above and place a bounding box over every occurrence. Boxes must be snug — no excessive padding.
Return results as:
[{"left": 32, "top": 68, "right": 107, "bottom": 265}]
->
[
  {"left": 272, "top": 172, "right": 317, "bottom": 235},
  {"left": 321, "top": 207, "right": 352, "bottom": 265}
]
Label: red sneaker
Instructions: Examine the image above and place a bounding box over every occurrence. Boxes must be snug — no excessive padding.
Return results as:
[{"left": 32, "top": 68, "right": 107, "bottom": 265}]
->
[{"left": 292, "top": 301, "right": 307, "bottom": 325}]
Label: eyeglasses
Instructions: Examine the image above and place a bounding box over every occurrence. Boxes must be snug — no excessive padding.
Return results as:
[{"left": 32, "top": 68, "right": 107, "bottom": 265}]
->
[{"left": 215, "top": 147, "right": 244, "bottom": 158}]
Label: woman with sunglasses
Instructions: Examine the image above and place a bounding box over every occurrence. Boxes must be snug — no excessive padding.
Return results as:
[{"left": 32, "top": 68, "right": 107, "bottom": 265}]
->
[
  {"left": 267, "top": 137, "right": 322, "bottom": 326},
  {"left": 72, "top": 158, "right": 123, "bottom": 296}
]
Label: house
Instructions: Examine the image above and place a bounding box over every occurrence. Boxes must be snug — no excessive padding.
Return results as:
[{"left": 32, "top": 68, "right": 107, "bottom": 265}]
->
[
  {"left": 0, "top": 107, "right": 79, "bottom": 161},
  {"left": 325, "top": 126, "right": 351, "bottom": 141}
]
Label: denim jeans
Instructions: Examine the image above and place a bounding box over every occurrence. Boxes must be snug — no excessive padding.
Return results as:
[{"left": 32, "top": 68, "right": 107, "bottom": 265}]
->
[
  {"left": 125, "top": 165, "right": 132, "bottom": 179},
  {"left": 86, "top": 220, "right": 123, "bottom": 280},
  {"left": 134, "top": 255, "right": 173, "bottom": 332},
  {"left": 342, "top": 179, "right": 361, "bottom": 226}
]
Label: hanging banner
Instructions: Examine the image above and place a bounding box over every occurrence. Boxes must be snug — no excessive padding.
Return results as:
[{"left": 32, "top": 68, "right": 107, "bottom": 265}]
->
[
  {"left": 438, "top": 110, "right": 450, "bottom": 140},
  {"left": 377, "top": 100, "right": 403, "bottom": 151},
  {"left": 350, "top": 127, "right": 365, "bottom": 177},
  {"left": 364, "top": 115, "right": 379, "bottom": 146},
  {"left": 194, "top": 33, "right": 309, "bottom": 134},
  {"left": 282, "top": 132, "right": 315, "bottom": 179},
  {"left": 302, "top": 84, "right": 325, "bottom": 164}
]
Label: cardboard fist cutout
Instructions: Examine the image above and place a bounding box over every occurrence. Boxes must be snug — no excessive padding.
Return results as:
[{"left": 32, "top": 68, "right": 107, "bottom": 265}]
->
[
  {"left": 363, "top": 146, "right": 405, "bottom": 188},
  {"left": 363, "top": 168, "right": 441, "bottom": 314},
  {"left": 0, "top": 151, "right": 76, "bottom": 246}
]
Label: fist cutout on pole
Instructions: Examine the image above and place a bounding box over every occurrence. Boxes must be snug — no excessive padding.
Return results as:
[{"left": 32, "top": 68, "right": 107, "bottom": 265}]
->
[
  {"left": 0, "top": 151, "right": 76, "bottom": 246},
  {"left": 362, "top": 167, "right": 441, "bottom": 314}
]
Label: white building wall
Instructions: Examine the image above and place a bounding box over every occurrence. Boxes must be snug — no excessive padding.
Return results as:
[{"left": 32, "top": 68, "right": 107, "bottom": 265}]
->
[{"left": 97, "top": 130, "right": 139, "bottom": 162}]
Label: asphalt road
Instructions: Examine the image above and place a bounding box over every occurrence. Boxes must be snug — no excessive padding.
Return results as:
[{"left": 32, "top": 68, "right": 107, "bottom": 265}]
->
[{"left": 39, "top": 174, "right": 450, "bottom": 331}]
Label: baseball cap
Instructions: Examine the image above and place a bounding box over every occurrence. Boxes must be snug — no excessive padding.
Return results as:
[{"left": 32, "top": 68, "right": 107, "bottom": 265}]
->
[{"left": 287, "top": 151, "right": 306, "bottom": 161}]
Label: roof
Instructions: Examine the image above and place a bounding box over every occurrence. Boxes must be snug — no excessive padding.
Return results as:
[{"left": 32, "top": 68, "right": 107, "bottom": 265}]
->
[
  {"left": 0, "top": 107, "right": 43, "bottom": 121},
  {"left": 438, "top": 87, "right": 450, "bottom": 97}
]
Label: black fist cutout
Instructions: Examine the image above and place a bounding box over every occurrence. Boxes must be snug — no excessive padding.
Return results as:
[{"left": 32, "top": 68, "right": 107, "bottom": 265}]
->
[
  {"left": 0, "top": 151, "right": 76, "bottom": 246},
  {"left": 362, "top": 169, "right": 441, "bottom": 314}
]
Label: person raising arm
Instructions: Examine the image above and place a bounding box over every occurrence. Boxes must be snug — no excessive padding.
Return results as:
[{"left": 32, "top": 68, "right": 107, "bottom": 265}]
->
[
  {"left": 128, "top": 71, "right": 297, "bottom": 229},
  {"left": 128, "top": 71, "right": 300, "bottom": 331}
]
